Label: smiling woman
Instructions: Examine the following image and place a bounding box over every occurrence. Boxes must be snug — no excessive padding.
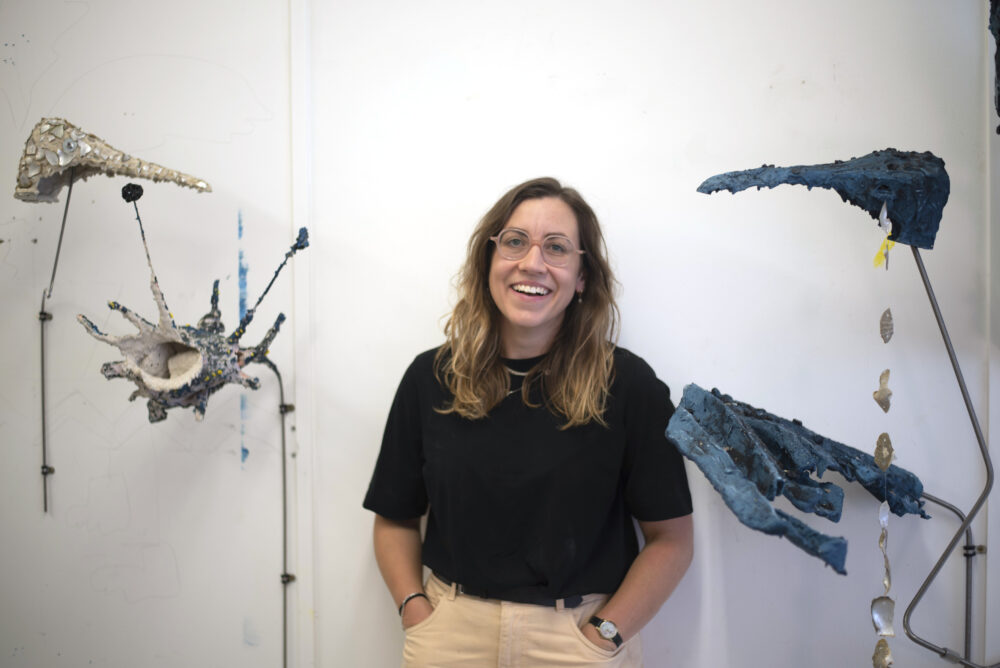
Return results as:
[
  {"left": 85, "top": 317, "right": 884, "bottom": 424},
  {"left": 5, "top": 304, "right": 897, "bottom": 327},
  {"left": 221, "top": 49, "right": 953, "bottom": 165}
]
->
[
  {"left": 487, "top": 198, "right": 586, "bottom": 359},
  {"left": 363, "top": 177, "right": 694, "bottom": 668}
]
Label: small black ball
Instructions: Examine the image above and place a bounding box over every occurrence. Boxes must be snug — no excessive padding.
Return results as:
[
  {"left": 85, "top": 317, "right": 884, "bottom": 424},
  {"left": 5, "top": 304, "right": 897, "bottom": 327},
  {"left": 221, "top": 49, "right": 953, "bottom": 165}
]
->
[{"left": 122, "top": 183, "right": 144, "bottom": 202}]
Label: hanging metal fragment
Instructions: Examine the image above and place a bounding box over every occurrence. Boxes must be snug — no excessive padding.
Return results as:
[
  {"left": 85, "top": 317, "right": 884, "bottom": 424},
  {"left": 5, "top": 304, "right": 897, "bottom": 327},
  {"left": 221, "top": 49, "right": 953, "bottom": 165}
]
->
[
  {"left": 875, "top": 433, "right": 894, "bottom": 471},
  {"left": 878, "top": 201, "right": 892, "bottom": 235},
  {"left": 880, "top": 309, "right": 894, "bottom": 343},
  {"left": 873, "top": 369, "right": 892, "bottom": 413},
  {"left": 871, "top": 596, "right": 896, "bottom": 637},
  {"left": 879, "top": 528, "right": 891, "bottom": 593},
  {"left": 872, "top": 638, "right": 893, "bottom": 667}
]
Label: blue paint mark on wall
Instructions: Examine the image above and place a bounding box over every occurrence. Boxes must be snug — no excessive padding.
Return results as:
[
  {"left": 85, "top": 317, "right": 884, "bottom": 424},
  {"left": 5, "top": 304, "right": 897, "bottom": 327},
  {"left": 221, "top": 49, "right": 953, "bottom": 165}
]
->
[
  {"left": 243, "top": 617, "right": 261, "bottom": 647},
  {"left": 238, "top": 210, "right": 248, "bottom": 321},
  {"left": 238, "top": 211, "right": 249, "bottom": 465},
  {"left": 241, "top": 394, "right": 249, "bottom": 464}
]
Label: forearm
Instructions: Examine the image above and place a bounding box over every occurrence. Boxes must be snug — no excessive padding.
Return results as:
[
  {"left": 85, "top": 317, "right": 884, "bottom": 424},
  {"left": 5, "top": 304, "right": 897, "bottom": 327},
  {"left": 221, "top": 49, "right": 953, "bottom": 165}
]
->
[
  {"left": 372, "top": 514, "right": 425, "bottom": 606},
  {"left": 593, "top": 514, "right": 694, "bottom": 643}
]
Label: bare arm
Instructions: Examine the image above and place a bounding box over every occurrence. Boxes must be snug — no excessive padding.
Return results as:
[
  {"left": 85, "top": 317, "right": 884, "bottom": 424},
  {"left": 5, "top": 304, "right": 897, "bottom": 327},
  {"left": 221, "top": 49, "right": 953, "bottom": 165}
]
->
[
  {"left": 373, "top": 514, "right": 434, "bottom": 628},
  {"left": 582, "top": 513, "right": 694, "bottom": 649}
]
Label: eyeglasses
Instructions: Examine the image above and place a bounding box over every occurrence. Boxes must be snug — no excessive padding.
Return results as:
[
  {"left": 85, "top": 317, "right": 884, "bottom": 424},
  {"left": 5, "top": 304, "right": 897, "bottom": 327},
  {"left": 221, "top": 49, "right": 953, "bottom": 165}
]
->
[{"left": 489, "top": 229, "right": 585, "bottom": 268}]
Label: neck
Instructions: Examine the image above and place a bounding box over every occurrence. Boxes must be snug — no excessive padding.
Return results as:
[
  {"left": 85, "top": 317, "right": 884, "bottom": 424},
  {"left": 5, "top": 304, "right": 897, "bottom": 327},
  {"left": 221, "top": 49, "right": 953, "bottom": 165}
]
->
[{"left": 499, "top": 322, "right": 559, "bottom": 359}]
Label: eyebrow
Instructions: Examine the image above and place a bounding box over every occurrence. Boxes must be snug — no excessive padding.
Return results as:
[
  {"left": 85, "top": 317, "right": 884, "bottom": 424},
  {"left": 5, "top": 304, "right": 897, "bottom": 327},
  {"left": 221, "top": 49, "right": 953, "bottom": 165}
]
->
[{"left": 503, "top": 227, "right": 573, "bottom": 239}]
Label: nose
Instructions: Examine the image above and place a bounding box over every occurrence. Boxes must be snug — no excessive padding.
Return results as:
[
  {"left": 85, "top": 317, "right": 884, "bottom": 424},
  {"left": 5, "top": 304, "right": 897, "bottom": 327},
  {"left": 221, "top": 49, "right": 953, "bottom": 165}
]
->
[{"left": 517, "top": 243, "right": 547, "bottom": 271}]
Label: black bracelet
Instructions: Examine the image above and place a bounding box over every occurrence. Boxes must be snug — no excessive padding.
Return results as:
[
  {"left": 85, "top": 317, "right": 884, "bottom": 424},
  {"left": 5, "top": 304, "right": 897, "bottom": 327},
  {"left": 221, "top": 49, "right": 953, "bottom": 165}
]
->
[{"left": 398, "top": 591, "right": 429, "bottom": 616}]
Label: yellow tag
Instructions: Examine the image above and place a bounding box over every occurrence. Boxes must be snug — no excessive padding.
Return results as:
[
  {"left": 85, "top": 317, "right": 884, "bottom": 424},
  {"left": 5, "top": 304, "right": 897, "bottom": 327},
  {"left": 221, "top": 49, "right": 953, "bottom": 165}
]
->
[{"left": 874, "top": 239, "right": 895, "bottom": 268}]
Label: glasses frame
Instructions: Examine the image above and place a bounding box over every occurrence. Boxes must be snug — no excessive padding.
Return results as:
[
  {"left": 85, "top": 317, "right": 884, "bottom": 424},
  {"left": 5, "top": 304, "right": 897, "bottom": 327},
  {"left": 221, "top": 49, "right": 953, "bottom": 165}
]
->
[{"left": 489, "top": 229, "right": 586, "bottom": 268}]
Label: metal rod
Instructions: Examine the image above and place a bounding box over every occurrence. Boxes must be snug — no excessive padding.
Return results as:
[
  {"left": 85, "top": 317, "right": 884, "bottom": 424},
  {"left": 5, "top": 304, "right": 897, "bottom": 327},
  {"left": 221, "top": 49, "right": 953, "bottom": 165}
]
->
[
  {"left": 39, "top": 290, "right": 53, "bottom": 512},
  {"left": 920, "top": 492, "right": 975, "bottom": 660},
  {"left": 46, "top": 170, "right": 75, "bottom": 298},
  {"left": 38, "top": 176, "right": 75, "bottom": 513},
  {"left": 262, "top": 357, "right": 294, "bottom": 668},
  {"left": 903, "top": 247, "right": 996, "bottom": 668}
]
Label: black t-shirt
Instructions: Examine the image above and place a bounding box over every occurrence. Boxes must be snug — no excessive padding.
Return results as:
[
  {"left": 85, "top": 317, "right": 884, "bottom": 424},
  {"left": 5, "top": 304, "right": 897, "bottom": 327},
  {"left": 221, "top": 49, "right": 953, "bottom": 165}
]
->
[{"left": 363, "top": 346, "right": 692, "bottom": 599}]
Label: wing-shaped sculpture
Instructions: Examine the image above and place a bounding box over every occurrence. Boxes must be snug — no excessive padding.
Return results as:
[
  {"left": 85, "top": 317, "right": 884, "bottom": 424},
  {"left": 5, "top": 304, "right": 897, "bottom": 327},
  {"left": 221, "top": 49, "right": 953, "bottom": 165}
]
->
[
  {"left": 15, "top": 118, "right": 211, "bottom": 203},
  {"left": 697, "top": 149, "right": 949, "bottom": 249},
  {"left": 667, "top": 384, "right": 928, "bottom": 574}
]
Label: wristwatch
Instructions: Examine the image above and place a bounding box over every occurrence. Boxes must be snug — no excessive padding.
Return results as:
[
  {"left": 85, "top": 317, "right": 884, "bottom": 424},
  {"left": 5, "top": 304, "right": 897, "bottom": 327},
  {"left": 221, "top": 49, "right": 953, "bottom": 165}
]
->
[{"left": 588, "top": 616, "right": 623, "bottom": 648}]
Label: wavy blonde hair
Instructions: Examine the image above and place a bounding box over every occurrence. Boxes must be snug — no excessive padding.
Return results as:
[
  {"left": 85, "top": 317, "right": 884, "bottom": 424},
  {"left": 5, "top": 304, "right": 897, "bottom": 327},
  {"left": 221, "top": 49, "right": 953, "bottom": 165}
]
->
[{"left": 434, "top": 177, "right": 620, "bottom": 428}]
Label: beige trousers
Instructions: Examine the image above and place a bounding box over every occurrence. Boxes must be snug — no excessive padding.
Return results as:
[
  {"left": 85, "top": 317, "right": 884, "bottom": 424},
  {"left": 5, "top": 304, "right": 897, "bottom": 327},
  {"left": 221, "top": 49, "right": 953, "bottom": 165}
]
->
[{"left": 402, "top": 574, "right": 643, "bottom": 668}]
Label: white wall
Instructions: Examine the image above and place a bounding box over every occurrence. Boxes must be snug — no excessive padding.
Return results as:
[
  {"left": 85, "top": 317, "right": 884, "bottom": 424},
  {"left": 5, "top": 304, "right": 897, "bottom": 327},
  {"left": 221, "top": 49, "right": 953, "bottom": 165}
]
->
[
  {"left": 0, "top": 1, "right": 995, "bottom": 668},
  {"left": 0, "top": 1, "right": 298, "bottom": 666},
  {"left": 311, "top": 1, "right": 994, "bottom": 667}
]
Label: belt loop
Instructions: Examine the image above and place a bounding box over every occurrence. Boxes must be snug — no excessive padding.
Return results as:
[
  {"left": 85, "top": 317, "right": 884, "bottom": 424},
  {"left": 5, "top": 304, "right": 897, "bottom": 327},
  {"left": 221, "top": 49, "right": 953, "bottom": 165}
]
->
[{"left": 555, "top": 597, "right": 565, "bottom": 611}]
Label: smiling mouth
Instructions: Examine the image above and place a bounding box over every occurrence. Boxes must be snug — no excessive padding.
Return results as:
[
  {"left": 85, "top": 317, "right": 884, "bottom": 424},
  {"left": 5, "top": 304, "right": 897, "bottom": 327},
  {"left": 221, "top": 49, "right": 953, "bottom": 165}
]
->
[{"left": 512, "top": 284, "right": 550, "bottom": 296}]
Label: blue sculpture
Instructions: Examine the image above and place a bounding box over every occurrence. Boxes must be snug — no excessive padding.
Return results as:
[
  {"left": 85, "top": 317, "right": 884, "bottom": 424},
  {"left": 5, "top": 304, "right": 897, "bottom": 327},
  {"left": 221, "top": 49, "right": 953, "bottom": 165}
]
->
[
  {"left": 697, "top": 149, "right": 949, "bottom": 249},
  {"left": 667, "top": 384, "right": 928, "bottom": 574}
]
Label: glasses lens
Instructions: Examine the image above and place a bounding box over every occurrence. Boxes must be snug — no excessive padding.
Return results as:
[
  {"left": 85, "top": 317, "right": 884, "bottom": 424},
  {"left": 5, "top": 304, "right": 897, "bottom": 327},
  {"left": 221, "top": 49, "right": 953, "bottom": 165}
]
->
[
  {"left": 542, "top": 236, "right": 573, "bottom": 266},
  {"left": 497, "top": 230, "right": 529, "bottom": 260}
]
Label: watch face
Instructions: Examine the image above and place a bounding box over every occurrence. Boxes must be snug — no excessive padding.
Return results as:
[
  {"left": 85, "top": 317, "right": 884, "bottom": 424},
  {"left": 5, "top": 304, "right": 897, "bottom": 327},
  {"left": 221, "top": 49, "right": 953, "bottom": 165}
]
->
[{"left": 598, "top": 620, "right": 618, "bottom": 639}]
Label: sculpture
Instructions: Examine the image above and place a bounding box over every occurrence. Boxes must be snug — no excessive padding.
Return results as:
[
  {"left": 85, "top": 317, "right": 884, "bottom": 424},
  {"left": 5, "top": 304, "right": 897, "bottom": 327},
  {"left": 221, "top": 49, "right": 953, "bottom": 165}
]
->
[
  {"left": 697, "top": 149, "right": 949, "bottom": 249},
  {"left": 77, "top": 184, "right": 307, "bottom": 422},
  {"left": 15, "top": 118, "right": 210, "bottom": 203},
  {"left": 666, "top": 384, "right": 928, "bottom": 574}
]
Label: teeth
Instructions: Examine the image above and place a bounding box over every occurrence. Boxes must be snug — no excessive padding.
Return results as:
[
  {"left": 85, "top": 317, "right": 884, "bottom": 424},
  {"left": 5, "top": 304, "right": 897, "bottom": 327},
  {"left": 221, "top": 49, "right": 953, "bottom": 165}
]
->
[{"left": 512, "top": 284, "right": 550, "bottom": 295}]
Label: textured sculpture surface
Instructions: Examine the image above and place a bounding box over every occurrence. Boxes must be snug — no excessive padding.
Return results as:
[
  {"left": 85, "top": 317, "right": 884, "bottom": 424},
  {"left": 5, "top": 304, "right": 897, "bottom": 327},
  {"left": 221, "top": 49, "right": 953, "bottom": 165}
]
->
[
  {"left": 666, "top": 384, "right": 928, "bottom": 574},
  {"left": 15, "top": 118, "right": 211, "bottom": 203},
  {"left": 697, "top": 149, "right": 949, "bottom": 249},
  {"left": 77, "top": 185, "right": 307, "bottom": 422}
]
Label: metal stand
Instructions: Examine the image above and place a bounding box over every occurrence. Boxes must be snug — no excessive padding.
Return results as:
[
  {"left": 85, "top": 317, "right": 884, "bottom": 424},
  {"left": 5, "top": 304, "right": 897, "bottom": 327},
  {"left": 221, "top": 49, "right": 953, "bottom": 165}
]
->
[
  {"left": 38, "top": 170, "right": 75, "bottom": 512},
  {"left": 262, "top": 358, "right": 295, "bottom": 668},
  {"left": 919, "top": 492, "right": 979, "bottom": 661},
  {"left": 902, "top": 247, "right": 997, "bottom": 667}
]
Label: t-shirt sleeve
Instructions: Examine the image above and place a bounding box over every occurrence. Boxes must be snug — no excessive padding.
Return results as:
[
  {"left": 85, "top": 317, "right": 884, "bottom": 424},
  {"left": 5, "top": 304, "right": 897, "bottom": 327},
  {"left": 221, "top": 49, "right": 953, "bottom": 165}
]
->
[
  {"left": 362, "top": 355, "right": 430, "bottom": 520},
  {"left": 621, "top": 353, "right": 693, "bottom": 521}
]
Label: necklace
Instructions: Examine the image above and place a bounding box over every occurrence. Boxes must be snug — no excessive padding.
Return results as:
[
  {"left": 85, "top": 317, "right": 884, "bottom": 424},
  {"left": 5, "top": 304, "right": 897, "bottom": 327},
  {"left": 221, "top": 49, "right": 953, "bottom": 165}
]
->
[{"left": 504, "top": 366, "right": 530, "bottom": 397}]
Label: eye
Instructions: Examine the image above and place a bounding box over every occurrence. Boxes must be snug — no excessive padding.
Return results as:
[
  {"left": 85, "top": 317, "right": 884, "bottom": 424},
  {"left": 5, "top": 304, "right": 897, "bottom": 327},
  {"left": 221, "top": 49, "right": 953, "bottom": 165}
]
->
[
  {"left": 501, "top": 231, "right": 528, "bottom": 248},
  {"left": 544, "top": 237, "right": 571, "bottom": 256}
]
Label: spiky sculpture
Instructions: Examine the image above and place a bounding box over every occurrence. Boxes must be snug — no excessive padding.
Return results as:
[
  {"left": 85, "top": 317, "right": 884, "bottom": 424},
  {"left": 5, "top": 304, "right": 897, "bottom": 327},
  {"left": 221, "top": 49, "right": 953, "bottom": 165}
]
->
[{"left": 77, "top": 184, "right": 307, "bottom": 422}]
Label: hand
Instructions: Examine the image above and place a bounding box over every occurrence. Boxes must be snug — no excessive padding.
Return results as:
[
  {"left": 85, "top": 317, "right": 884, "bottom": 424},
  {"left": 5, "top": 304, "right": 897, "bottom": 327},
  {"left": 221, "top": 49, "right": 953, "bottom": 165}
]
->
[
  {"left": 581, "top": 621, "right": 618, "bottom": 651},
  {"left": 401, "top": 595, "right": 434, "bottom": 629}
]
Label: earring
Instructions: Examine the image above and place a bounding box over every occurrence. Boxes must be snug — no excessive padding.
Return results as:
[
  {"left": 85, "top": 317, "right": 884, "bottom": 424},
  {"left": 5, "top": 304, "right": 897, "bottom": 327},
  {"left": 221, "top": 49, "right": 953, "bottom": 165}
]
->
[{"left": 576, "top": 291, "right": 583, "bottom": 304}]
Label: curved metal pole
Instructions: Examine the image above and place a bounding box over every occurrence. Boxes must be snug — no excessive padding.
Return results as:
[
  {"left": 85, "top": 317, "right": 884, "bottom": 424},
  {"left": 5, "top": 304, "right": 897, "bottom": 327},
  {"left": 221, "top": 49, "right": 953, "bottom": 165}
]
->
[
  {"left": 903, "top": 247, "right": 996, "bottom": 668},
  {"left": 261, "top": 357, "right": 295, "bottom": 668},
  {"left": 920, "top": 492, "right": 975, "bottom": 661}
]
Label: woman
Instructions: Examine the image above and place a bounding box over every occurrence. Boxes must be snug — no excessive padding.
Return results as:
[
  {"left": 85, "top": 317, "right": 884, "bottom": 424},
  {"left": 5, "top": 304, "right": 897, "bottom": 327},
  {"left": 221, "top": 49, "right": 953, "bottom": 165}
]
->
[{"left": 363, "top": 177, "right": 693, "bottom": 667}]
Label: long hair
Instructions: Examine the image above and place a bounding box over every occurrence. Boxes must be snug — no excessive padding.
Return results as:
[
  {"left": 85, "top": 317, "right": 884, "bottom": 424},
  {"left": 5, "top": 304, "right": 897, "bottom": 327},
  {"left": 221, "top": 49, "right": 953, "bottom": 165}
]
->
[{"left": 434, "top": 177, "right": 620, "bottom": 428}]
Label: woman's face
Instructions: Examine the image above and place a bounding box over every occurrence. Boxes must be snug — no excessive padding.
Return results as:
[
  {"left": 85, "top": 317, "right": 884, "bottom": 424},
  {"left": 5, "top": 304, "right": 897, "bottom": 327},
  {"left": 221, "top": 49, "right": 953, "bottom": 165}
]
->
[{"left": 488, "top": 197, "right": 585, "bottom": 358}]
